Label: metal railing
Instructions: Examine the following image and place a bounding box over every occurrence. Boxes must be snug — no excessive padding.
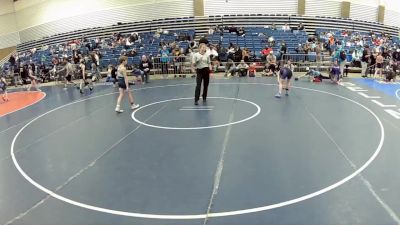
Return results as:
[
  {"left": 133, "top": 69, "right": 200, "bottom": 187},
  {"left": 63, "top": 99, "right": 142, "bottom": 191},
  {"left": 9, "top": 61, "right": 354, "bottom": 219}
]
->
[
  {"left": 279, "top": 54, "right": 334, "bottom": 72},
  {"left": 150, "top": 56, "right": 194, "bottom": 77}
]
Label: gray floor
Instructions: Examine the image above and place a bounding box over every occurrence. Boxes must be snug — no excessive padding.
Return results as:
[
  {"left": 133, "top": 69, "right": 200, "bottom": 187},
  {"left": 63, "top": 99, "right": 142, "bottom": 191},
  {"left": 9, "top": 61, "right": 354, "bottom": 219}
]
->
[{"left": 1, "top": 77, "right": 400, "bottom": 225}]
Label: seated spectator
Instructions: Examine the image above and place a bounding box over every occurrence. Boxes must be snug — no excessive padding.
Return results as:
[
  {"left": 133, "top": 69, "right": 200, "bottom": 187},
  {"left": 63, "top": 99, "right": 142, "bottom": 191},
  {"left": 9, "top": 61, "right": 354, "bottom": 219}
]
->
[
  {"left": 237, "top": 60, "right": 249, "bottom": 77},
  {"left": 298, "top": 23, "right": 305, "bottom": 31},
  {"left": 265, "top": 51, "right": 277, "bottom": 76},
  {"left": 127, "top": 49, "right": 137, "bottom": 57},
  {"left": 209, "top": 46, "right": 219, "bottom": 60},
  {"left": 199, "top": 36, "right": 209, "bottom": 45},
  {"left": 228, "top": 25, "right": 238, "bottom": 34},
  {"left": 139, "top": 55, "right": 153, "bottom": 83},
  {"left": 282, "top": 23, "right": 291, "bottom": 32},
  {"left": 225, "top": 59, "right": 236, "bottom": 76},
  {"left": 268, "top": 36, "right": 275, "bottom": 47},
  {"left": 218, "top": 46, "right": 228, "bottom": 61},
  {"left": 261, "top": 46, "right": 272, "bottom": 61},
  {"left": 238, "top": 27, "right": 245, "bottom": 37},
  {"left": 271, "top": 23, "right": 276, "bottom": 30},
  {"left": 385, "top": 67, "right": 396, "bottom": 82},
  {"left": 208, "top": 27, "right": 214, "bottom": 35},
  {"left": 227, "top": 45, "right": 236, "bottom": 61},
  {"left": 248, "top": 63, "right": 257, "bottom": 77},
  {"left": 295, "top": 43, "right": 303, "bottom": 54}
]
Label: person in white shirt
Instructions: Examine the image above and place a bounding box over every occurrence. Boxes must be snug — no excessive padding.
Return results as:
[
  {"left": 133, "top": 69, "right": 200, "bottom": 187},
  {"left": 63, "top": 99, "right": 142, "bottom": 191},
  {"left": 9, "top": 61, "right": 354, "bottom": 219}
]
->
[
  {"left": 282, "top": 23, "right": 291, "bottom": 32},
  {"left": 208, "top": 27, "right": 214, "bottom": 35},
  {"left": 192, "top": 43, "right": 211, "bottom": 105},
  {"left": 237, "top": 60, "right": 249, "bottom": 77}
]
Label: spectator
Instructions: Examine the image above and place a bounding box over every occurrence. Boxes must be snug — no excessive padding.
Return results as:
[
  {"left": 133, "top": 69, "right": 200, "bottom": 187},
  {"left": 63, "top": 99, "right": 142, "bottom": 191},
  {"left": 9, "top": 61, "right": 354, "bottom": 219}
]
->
[
  {"left": 248, "top": 63, "right": 257, "bottom": 77},
  {"left": 261, "top": 46, "right": 272, "bottom": 61},
  {"left": 315, "top": 42, "right": 322, "bottom": 62},
  {"left": 266, "top": 51, "right": 277, "bottom": 76},
  {"left": 303, "top": 43, "right": 310, "bottom": 61},
  {"left": 127, "top": 49, "right": 137, "bottom": 57},
  {"left": 268, "top": 36, "right": 275, "bottom": 47},
  {"left": 160, "top": 46, "right": 170, "bottom": 77},
  {"left": 199, "top": 36, "right": 209, "bottom": 45},
  {"left": 225, "top": 59, "right": 236, "bottom": 76},
  {"left": 352, "top": 49, "right": 362, "bottom": 67},
  {"left": 279, "top": 42, "right": 287, "bottom": 60},
  {"left": 237, "top": 60, "right": 249, "bottom": 77},
  {"left": 238, "top": 27, "right": 245, "bottom": 37},
  {"left": 208, "top": 27, "right": 214, "bottom": 35},
  {"left": 8, "top": 55, "right": 16, "bottom": 73},
  {"left": 282, "top": 23, "right": 291, "bottom": 32},
  {"left": 227, "top": 45, "right": 236, "bottom": 61},
  {"left": 271, "top": 23, "right": 276, "bottom": 30},
  {"left": 298, "top": 23, "right": 305, "bottom": 31},
  {"left": 139, "top": 55, "right": 153, "bottom": 83},
  {"left": 242, "top": 48, "right": 249, "bottom": 62},
  {"left": 374, "top": 52, "right": 384, "bottom": 79}
]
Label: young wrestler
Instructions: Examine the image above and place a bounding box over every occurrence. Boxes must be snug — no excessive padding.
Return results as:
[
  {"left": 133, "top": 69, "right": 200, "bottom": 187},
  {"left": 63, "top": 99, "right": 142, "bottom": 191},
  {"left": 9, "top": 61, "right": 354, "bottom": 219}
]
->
[{"left": 115, "top": 56, "right": 139, "bottom": 113}]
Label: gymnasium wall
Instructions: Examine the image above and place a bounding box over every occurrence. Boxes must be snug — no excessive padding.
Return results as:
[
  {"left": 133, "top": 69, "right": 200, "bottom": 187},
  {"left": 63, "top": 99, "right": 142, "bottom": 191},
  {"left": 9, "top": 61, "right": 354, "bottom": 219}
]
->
[
  {"left": 0, "top": 0, "right": 399, "bottom": 49},
  {"left": 0, "top": 0, "right": 194, "bottom": 48}
]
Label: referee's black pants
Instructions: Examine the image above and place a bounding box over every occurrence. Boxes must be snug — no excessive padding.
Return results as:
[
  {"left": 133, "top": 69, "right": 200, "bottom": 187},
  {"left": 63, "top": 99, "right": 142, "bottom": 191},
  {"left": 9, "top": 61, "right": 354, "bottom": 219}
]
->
[{"left": 195, "top": 67, "right": 210, "bottom": 102}]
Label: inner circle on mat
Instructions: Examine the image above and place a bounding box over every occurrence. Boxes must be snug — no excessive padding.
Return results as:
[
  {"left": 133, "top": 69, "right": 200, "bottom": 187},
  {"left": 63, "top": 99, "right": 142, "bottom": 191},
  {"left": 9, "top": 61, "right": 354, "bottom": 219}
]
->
[
  {"left": 131, "top": 97, "right": 261, "bottom": 130},
  {"left": 10, "top": 83, "right": 385, "bottom": 220}
]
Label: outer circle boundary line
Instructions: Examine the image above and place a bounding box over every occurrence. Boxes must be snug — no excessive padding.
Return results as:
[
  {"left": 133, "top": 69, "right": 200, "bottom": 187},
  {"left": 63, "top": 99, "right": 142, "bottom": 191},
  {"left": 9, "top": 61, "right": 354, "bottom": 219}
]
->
[{"left": 10, "top": 82, "right": 385, "bottom": 219}]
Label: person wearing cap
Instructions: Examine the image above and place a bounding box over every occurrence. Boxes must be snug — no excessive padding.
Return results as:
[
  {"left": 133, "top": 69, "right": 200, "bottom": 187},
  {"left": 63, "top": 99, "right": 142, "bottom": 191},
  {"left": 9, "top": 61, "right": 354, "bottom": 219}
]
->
[{"left": 266, "top": 51, "right": 277, "bottom": 76}]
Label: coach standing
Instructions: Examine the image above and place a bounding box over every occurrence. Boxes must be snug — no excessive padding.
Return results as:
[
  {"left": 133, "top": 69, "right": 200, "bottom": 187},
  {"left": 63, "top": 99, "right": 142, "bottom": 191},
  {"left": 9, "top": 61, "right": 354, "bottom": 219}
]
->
[{"left": 192, "top": 43, "right": 211, "bottom": 105}]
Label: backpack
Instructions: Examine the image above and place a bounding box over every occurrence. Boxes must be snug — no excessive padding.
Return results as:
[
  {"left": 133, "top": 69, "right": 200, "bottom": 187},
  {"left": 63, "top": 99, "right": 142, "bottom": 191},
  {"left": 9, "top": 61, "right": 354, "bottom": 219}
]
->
[{"left": 340, "top": 51, "right": 347, "bottom": 61}]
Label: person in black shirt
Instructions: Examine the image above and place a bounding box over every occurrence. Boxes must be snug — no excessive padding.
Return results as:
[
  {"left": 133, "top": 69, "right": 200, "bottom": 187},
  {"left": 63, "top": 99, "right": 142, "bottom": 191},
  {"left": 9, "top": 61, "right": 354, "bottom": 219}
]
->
[
  {"left": 8, "top": 55, "right": 16, "bottom": 71},
  {"left": 199, "top": 36, "right": 209, "bottom": 45},
  {"left": 298, "top": 23, "right": 305, "bottom": 31},
  {"left": 139, "top": 55, "right": 153, "bottom": 83},
  {"left": 392, "top": 48, "right": 400, "bottom": 74},
  {"left": 361, "top": 45, "right": 370, "bottom": 78},
  {"left": 279, "top": 42, "right": 287, "bottom": 60}
]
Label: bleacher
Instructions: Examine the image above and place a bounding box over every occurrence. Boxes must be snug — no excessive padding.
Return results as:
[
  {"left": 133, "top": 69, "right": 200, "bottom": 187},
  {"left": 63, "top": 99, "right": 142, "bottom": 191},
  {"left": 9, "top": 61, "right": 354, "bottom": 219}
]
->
[
  {"left": 208, "top": 28, "right": 308, "bottom": 58},
  {"left": 6, "top": 30, "right": 195, "bottom": 71},
  {"left": 2, "top": 14, "right": 398, "bottom": 76},
  {"left": 16, "top": 14, "right": 399, "bottom": 53}
]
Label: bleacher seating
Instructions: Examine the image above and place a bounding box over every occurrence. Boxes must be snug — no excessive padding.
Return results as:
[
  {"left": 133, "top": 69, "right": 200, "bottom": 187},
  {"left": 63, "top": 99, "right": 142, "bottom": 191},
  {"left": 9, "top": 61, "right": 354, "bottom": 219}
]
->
[{"left": 16, "top": 14, "right": 399, "bottom": 53}]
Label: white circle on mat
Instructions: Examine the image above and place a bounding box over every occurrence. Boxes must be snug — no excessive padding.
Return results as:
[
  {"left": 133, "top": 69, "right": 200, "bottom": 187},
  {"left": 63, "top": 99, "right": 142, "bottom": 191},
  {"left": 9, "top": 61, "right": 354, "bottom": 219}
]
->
[
  {"left": 131, "top": 97, "right": 261, "bottom": 130},
  {"left": 10, "top": 83, "right": 385, "bottom": 220}
]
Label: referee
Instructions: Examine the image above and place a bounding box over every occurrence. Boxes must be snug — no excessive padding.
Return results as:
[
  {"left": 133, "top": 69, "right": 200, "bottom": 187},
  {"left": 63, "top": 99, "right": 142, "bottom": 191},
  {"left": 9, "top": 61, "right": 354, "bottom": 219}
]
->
[{"left": 192, "top": 43, "right": 211, "bottom": 105}]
